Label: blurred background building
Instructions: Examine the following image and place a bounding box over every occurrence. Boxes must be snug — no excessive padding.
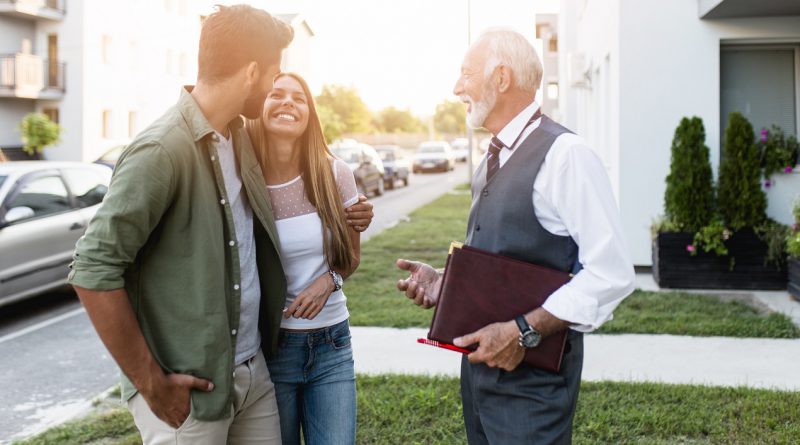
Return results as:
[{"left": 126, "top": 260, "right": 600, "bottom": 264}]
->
[{"left": 558, "top": 0, "right": 800, "bottom": 265}]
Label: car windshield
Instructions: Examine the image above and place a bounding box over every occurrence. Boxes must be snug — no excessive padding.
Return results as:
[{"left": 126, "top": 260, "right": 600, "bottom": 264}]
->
[
  {"left": 418, "top": 146, "right": 444, "bottom": 153},
  {"left": 333, "top": 147, "right": 360, "bottom": 164},
  {"left": 0, "top": 175, "right": 6, "bottom": 188}
]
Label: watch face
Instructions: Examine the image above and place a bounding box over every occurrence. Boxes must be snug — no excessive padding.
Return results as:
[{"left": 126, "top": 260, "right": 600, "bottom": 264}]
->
[{"left": 521, "top": 331, "right": 541, "bottom": 348}]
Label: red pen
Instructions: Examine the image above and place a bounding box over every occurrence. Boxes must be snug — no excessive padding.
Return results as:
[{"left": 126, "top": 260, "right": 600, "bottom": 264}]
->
[{"left": 417, "top": 338, "right": 471, "bottom": 354}]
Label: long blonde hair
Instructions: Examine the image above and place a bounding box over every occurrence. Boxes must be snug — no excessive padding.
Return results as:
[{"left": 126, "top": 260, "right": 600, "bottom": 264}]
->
[{"left": 246, "top": 72, "right": 355, "bottom": 272}]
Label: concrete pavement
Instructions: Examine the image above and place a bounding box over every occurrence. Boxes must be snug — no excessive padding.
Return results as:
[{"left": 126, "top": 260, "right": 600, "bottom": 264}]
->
[{"left": 351, "top": 327, "right": 800, "bottom": 391}]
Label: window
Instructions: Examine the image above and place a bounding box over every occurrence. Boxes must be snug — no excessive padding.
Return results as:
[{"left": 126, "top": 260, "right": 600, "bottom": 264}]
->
[
  {"left": 721, "top": 45, "right": 799, "bottom": 148},
  {"left": 547, "top": 82, "right": 559, "bottom": 100},
  {"left": 102, "top": 110, "right": 113, "bottom": 138},
  {"left": 6, "top": 176, "right": 70, "bottom": 220},
  {"left": 536, "top": 24, "right": 548, "bottom": 39},
  {"left": 128, "top": 111, "right": 137, "bottom": 138},
  {"left": 62, "top": 168, "right": 109, "bottom": 208},
  {"left": 549, "top": 35, "right": 558, "bottom": 53},
  {"left": 166, "top": 49, "right": 175, "bottom": 75},
  {"left": 102, "top": 35, "right": 112, "bottom": 64},
  {"left": 179, "top": 52, "right": 188, "bottom": 77},
  {"left": 42, "top": 107, "right": 59, "bottom": 124}
]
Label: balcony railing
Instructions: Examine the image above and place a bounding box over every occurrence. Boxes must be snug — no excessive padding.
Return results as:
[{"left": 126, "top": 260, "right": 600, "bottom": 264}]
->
[
  {"left": 0, "top": 0, "right": 66, "bottom": 20},
  {"left": 0, "top": 54, "right": 65, "bottom": 99}
]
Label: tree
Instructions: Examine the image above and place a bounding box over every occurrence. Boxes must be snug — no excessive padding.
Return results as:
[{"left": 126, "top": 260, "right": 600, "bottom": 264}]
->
[
  {"left": 315, "top": 84, "right": 373, "bottom": 134},
  {"left": 717, "top": 112, "right": 767, "bottom": 230},
  {"left": 376, "top": 107, "right": 424, "bottom": 133},
  {"left": 19, "top": 112, "right": 62, "bottom": 156},
  {"left": 433, "top": 99, "right": 466, "bottom": 135},
  {"left": 663, "top": 117, "right": 714, "bottom": 232},
  {"left": 316, "top": 104, "right": 344, "bottom": 144}
]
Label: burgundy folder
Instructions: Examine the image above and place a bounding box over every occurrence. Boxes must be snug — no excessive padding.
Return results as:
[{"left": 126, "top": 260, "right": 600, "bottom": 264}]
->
[{"left": 427, "top": 242, "right": 571, "bottom": 373}]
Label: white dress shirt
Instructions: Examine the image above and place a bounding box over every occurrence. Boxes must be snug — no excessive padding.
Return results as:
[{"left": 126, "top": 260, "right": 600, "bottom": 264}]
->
[{"left": 492, "top": 101, "right": 635, "bottom": 332}]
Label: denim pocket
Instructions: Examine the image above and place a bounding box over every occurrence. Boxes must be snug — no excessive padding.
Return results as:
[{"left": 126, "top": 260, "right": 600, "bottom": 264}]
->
[{"left": 331, "top": 323, "right": 352, "bottom": 351}]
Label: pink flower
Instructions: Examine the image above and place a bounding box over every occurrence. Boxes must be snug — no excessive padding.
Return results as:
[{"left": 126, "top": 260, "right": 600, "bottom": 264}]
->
[
  {"left": 760, "top": 136, "right": 768, "bottom": 143},
  {"left": 785, "top": 166, "right": 794, "bottom": 173},
  {"left": 764, "top": 180, "right": 772, "bottom": 188},
  {"left": 686, "top": 244, "right": 695, "bottom": 253}
]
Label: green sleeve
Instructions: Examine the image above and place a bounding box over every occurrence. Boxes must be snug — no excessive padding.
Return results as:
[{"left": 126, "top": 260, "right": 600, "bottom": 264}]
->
[{"left": 67, "top": 142, "right": 176, "bottom": 290}]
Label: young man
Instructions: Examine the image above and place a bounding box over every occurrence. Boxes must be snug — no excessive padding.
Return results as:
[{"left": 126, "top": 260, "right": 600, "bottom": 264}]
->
[
  {"left": 397, "top": 29, "right": 635, "bottom": 444},
  {"left": 69, "top": 5, "right": 373, "bottom": 444}
]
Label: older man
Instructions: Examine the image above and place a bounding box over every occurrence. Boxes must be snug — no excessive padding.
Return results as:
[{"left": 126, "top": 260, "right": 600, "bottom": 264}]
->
[{"left": 397, "top": 29, "right": 635, "bottom": 444}]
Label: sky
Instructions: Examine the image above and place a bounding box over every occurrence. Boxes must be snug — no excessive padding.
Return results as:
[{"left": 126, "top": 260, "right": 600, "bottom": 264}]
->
[{"left": 244, "top": 0, "right": 559, "bottom": 116}]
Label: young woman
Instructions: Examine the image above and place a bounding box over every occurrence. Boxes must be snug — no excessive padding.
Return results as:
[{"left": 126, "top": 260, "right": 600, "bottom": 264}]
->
[{"left": 246, "top": 72, "right": 360, "bottom": 445}]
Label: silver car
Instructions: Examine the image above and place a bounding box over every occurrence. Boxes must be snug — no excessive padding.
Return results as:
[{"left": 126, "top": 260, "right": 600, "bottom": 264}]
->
[{"left": 0, "top": 162, "right": 111, "bottom": 307}]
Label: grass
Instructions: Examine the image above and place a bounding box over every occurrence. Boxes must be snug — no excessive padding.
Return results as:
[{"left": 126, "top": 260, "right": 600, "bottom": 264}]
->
[
  {"left": 18, "top": 376, "right": 800, "bottom": 445},
  {"left": 347, "top": 184, "right": 800, "bottom": 338}
]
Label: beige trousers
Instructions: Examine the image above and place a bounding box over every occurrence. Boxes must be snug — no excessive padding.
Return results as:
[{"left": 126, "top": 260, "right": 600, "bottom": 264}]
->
[{"left": 128, "top": 350, "right": 281, "bottom": 445}]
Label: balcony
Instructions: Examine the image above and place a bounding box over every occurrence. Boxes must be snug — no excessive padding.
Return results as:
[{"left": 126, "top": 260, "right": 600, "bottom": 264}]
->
[
  {"left": 0, "top": 0, "right": 65, "bottom": 21},
  {"left": 0, "top": 54, "right": 65, "bottom": 100},
  {"left": 700, "top": 0, "right": 800, "bottom": 19}
]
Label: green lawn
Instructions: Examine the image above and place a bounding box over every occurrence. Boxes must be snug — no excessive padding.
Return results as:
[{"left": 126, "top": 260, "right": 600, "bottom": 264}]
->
[
  {"left": 347, "top": 185, "right": 800, "bottom": 338},
  {"left": 19, "top": 376, "right": 800, "bottom": 445}
]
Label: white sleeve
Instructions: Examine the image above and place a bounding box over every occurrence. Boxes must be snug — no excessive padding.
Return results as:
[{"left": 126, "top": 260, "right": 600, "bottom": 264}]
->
[
  {"left": 333, "top": 159, "right": 359, "bottom": 208},
  {"left": 537, "top": 134, "right": 636, "bottom": 332}
]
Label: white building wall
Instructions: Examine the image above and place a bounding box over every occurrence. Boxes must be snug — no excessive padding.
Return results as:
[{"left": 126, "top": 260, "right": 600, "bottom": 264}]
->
[{"left": 562, "top": 0, "right": 800, "bottom": 265}]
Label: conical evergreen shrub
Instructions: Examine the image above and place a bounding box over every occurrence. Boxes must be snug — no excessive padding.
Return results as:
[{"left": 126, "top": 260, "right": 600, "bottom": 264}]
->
[
  {"left": 664, "top": 117, "right": 714, "bottom": 232},
  {"left": 718, "top": 112, "right": 767, "bottom": 230}
]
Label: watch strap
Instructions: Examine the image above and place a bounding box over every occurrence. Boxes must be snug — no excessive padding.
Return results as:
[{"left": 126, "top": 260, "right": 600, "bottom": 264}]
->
[{"left": 515, "top": 315, "right": 530, "bottom": 334}]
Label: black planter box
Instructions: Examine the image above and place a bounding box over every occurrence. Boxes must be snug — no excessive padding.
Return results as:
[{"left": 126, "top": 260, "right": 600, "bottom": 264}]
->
[
  {"left": 789, "top": 258, "right": 800, "bottom": 301},
  {"left": 653, "top": 229, "right": 787, "bottom": 290}
]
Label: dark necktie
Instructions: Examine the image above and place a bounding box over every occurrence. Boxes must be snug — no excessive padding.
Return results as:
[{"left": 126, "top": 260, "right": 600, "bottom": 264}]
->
[
  {"left": 486, "top": 109, "right": 542, "bottom": 183},
  {"left": 486, "top": 137, "right": 504, "bottom": 183}
]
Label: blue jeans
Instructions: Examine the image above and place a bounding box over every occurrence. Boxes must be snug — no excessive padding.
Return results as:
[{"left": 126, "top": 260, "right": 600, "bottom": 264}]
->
[{"left": 266, "top": 319, "right": 356, "bottom": 445}]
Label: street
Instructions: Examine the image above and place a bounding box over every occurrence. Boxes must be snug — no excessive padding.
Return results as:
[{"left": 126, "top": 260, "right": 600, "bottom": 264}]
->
[{"left": 0, "top": 163, "right": 470, "bottom": 443}]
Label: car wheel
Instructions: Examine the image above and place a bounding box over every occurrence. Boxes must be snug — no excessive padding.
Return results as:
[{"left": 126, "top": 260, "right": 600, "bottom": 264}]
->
[
  {"left": 403, "top": 176, "right": 409, "bottom": 186},
  {"left": 386, "top": 179, "right": 395, "bottom": 190},
  {"left": 375, "top": 179, "right": 384, "bottom": 196}
]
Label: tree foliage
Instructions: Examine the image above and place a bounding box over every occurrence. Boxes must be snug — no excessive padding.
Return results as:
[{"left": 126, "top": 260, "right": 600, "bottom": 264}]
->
[
  {"left": 315, "top": 84, "right": 373, "bottom": 134},
  {"left": 433, "top": 99, "right": 466, "bottom": 135},
  {"left": 316, "top": 104, "right": 344, "bottom": 144},
  {"left": 663, "top": 117, "right": 715, "bottom": 232},
  {"left": 717, "top": 112, "right": 767, "bottom": 230},
  {"left": 19, "top": 112, "right": 62, "bottom": 155},
  {"left": 376, "top": 107, "right": 424, "bottom": 133}
]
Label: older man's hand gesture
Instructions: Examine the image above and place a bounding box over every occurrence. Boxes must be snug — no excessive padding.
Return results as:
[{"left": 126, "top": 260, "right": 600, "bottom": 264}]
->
[{"left": 395, "top": 259, "right": 442, "bottom": 309}]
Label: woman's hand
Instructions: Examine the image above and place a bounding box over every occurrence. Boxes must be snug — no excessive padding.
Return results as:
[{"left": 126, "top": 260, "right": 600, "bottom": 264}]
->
[{"left": 284, "top": 273, "right": 335, "bottom": 320}]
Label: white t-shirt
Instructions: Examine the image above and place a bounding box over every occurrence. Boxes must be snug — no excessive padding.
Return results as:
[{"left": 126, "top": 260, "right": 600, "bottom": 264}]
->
[
  {"left": 214, "top": 131, "right": 261, "bottom": 364},
  {"left": 267, "top": 158, "right": 359, "bottom": 329}
]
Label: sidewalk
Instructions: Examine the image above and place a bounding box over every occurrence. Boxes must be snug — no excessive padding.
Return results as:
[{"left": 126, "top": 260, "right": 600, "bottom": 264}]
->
[{"left": 351, "top": 272, "right": 800, "bottom": 392}]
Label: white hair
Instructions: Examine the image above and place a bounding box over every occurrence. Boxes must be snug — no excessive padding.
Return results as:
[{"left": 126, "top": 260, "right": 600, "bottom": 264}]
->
[{"left": 475, "top": 28, "right": 542, "bottom": 93}]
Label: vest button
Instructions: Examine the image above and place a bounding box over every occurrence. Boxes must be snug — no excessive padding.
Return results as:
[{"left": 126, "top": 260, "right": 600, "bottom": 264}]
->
[
  {"left": 482, "top": 189, "right": 489, "bottom": 197},
  {"left": 476, "top": 224, "right": 481, "bottom": 231}
]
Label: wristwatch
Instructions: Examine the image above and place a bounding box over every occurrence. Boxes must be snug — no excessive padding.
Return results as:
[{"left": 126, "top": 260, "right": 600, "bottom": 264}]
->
[
  {"left": 328, "top": 269, "right": 343, "bottom": 292},
  {"left": 515, "top": 315, "right": 542, "bottom": 348}
]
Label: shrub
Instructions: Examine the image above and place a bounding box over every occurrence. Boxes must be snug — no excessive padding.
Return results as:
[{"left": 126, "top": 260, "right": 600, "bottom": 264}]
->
[
  {"left": 19, "top": 112, "right": 62, "bottom": 156},
  {"left": 717, "top": 112, "right": 767, "bottom": 230},
  {"left": 663, "top": 117, "right": 715, "bottom": 232}
]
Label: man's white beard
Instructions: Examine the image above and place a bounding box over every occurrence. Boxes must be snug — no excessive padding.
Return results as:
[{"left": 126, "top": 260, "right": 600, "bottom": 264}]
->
[{"left": 464, "top": 84, "right": 497, "bottom": 129}]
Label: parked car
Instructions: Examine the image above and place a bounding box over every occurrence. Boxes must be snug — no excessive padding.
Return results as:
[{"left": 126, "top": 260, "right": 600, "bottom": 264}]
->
[
  {"left": 413, "top": 141, "right": 456, "bottom": 173},
  {"left": 375, "top": 145, "right": 410, "bottom": 189},
  {"left": 0, "top": 162, "right": 112, "bottom": 307},
  {"left": 94, "top": 144, "right": 126, "bottom": 169},
  {"left": 331, "top": 142, "right": 386, "bottom": 197},
  {"left": 450, "top": 138, "right": 470, "bottom": 162}
]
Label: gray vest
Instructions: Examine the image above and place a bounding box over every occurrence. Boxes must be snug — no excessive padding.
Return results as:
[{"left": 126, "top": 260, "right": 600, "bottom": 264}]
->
[{"left": 466, "top": 116, "right": 580, "bottom": 273}]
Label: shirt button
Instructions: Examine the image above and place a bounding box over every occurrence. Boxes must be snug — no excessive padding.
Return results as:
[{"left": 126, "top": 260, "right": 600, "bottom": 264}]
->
[
  {"left": 234, "top": 284, "right": 240, "bottom": 290},
  {"left": 229, "top": 240, "right": 235, "bottom": 247},
  {"left": 220, "top": 199, "right": 226, "bottom": 205},
  {"left": 232, "top": 371, "right": 236, "bottom": 378},
  {"left": 231, "top": 329, "right": 237, "bottom": 336},
  {"left": 211, "top": 155, "right": 216, "bottom": 161}
]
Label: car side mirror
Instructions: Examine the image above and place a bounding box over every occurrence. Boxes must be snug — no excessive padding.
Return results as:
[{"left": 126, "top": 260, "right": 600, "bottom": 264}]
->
[{"left": 3, "top": 206, "right": 35, "bottom": 225}]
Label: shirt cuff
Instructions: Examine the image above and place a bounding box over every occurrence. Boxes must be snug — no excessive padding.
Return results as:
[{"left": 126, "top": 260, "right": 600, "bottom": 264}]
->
[
  {"left": 541, "top": 284, "right": 601, "bottom": 333},
  {"left": 67, "top": 262, "right": 126, "bottom": 291}
]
